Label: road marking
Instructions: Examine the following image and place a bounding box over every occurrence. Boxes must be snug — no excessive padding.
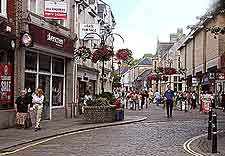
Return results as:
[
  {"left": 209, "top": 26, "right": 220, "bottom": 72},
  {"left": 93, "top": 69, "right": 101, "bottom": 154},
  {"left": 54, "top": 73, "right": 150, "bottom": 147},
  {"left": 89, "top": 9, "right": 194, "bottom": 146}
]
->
[
  {"left": 183, "top": 130, "right": 225, "bottom": 156},
  {"left": 0, "top": 129, "right": 94, "bottom": 156}
]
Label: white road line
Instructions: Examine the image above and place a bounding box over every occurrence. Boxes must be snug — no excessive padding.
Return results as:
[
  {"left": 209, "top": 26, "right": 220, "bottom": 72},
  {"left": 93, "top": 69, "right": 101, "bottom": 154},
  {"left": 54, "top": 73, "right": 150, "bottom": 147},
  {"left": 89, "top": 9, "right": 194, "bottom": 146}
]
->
[
  {"left": 0, "top": 129, "right": 94, "bottom": 156},
  {"left": 183, "top": 130, "right": 225, "bottom": 156}
]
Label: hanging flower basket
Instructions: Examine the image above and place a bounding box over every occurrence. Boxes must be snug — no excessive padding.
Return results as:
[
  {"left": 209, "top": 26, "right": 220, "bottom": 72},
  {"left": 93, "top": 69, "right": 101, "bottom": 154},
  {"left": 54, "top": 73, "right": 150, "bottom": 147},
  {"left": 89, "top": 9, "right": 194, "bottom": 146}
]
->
[
  {"left": 162, "top": 76, "right": 168, "bottom": 81},
  {"left": 147, "top": 74, "right": 161, "bottom": 81},
  {"left": 115, "top": 48, "right": 132, "bottom": 61},
  {"left": 74, "top": 46, "right": 91, "bottom": 61},
  {"left": 156, "top": 67, "right": 164, "bottom": 73},
  {"left": 164, "top": 67, "right": 177, "bottom": 75},
  {"left": 91, "top": 46, "right": 114, "bottom": 63}
]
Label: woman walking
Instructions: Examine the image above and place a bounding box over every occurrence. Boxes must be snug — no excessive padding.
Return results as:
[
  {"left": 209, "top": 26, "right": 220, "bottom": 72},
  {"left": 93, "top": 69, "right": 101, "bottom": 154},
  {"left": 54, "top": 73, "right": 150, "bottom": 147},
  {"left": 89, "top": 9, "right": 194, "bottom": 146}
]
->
[
  {"left": 15, "top": 90, "right": 30, "bottom": 128},
  {"left": 32, "top": 88, "right": 45, "bottom": 131}
]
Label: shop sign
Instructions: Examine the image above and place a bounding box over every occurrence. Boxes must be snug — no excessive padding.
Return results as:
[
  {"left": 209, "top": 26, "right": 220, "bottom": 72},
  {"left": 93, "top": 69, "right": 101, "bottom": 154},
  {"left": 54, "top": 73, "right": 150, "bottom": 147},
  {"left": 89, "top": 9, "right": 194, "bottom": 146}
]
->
[
  {"left": 29, "top": 24, "right": 73, "bottom": 54},
  {"left": 0, "top": 64, "right": 12, "bottom": 104},
  {"left": 209, "top": 73, "right": 215, "bottom": 80},
  {"left": 80, "top": 24, "right": 100, "bottom": 40},
  {"left": 44, "top": 0, "right": 67, "bottom": 19},
  {"left": 20, "top": 32, "right": 33, "bottom": 47},
  {"left": 47, "top": 33, "right": 64, "bottom": 47},
  {"left": 216, "top": 73, "right": 225, "bottom": 80},
  {"left": 192, "top": 77, "right": 198, "bottom": 84}
]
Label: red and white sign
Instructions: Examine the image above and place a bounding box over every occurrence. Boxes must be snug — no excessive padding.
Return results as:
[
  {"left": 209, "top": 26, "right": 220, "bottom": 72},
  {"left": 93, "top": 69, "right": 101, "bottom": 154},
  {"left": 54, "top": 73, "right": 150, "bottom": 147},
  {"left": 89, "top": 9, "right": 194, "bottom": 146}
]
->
[
  {"left": 44, "top": 0, "right": 67, "bottom": 19},
  {"left": 217, "top": 73, "right": 225, "bottom": 80},
  {"left": 0, "top": 64, "right": 12, "bottom": 104}
]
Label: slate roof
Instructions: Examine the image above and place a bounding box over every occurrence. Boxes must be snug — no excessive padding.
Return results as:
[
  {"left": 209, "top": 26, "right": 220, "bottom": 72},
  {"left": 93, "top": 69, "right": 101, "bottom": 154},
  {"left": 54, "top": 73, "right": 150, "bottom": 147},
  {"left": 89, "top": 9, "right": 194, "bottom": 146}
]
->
[
  {"left": 136, "top": 69, "right": 152, "bottom": 81},
  {"left": 138, "top": 57, "right": 153, "bottom": 65},
  {"left": 156, "top": 42, "right": 174, "bottom": 56}
]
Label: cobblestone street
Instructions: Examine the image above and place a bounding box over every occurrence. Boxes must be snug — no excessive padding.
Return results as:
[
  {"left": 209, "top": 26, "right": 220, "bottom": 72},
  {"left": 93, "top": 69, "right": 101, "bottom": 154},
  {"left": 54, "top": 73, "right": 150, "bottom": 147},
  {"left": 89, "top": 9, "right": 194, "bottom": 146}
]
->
[{"left": 8, "top": 104, "right": 210, "bottom": 156}]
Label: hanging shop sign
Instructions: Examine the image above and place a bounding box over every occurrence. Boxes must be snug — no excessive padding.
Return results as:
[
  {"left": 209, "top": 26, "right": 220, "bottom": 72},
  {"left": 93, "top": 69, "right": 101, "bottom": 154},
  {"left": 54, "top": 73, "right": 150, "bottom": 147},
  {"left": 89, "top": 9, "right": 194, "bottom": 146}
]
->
[
  {"left": 44, "top": 0, "right": 67, "bottom": 19},
  {"left": 20, "top": 32, "right": 33, "bottom": 47},
  {"left": 0, "top": 64, "right": 12, "bottom": 104},
  {"left": 209, "top": 73, "right": 216, "bottom": 80},
  {"left": 79, "top": 24, "right": 100, "bottom": 40},
  {"left": 29, "top": 24, "right": 73, "bottom": 54},
  {"left": 192, "top": 77, "right": 198, "bottom": 85}
]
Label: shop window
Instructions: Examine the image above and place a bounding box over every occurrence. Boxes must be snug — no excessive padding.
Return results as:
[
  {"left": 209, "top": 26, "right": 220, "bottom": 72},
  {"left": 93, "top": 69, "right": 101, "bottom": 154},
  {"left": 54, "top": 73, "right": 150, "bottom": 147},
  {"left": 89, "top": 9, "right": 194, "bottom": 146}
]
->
[
  {"left": 174, "top": 76, "right": 177, "bottom": 82},
  {"left": 0, "top": 0, "right": 7, "bottom": 17},
  {"left": 39, "top": 54, "right": 51, "bottom": 73},
  {"left": 25, "top": 51, "right": 37, "bottom": 71},
  {"left": 178, "top": 83, "right": 182, "bottom": 91},
  {"left": 52, "top": 77, "right": 63, "bottom": 106},
  {"left": 25, "top": 73, "right": 36, "bottom": 93},
  {"left": 0, "top": 51, "right": 13, "bottom": 110},
  {"left": 52, "top": 57, "right": 64, "bottom": 75}
]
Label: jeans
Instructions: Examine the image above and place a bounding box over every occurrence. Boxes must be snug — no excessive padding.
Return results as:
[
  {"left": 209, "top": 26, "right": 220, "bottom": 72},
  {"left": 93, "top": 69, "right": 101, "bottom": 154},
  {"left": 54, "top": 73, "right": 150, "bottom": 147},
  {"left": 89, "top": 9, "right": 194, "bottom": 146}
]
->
[{"left": 166, "top": 99, "right": 173, "bottom": 118}]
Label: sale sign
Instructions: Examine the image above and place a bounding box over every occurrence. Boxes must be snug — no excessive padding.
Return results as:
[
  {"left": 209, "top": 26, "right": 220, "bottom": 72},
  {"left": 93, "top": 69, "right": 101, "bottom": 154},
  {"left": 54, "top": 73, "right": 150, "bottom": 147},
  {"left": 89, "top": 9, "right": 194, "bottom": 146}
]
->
[
  {"left": 44, "top": 1, "right": 67, "bottom": 19},
  {"left": 0, "top": 64, "right": 12, "bottom": 104}
]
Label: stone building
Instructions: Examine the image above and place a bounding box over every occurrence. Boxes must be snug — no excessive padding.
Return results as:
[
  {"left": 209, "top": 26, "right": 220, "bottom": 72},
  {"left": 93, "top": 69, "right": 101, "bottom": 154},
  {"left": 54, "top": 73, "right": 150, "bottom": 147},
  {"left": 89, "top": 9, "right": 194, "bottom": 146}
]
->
[{"left": 178, "top": 9, "right": 225, "bottom": 103}]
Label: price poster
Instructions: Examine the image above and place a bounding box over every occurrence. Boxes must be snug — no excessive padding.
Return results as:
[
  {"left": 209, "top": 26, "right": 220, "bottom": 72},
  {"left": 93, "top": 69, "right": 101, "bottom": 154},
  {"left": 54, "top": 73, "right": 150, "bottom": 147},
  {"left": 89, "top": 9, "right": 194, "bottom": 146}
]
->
[{"left": 0, "top": 64, "right": 12, "bottom": 104}]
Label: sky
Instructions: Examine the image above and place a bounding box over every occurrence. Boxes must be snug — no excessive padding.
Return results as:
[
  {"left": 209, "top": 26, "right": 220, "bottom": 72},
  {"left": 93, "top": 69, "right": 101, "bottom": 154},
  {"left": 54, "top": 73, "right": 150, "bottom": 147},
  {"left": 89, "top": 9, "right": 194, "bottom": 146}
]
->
[{"left": 104, "top": 0, "right": 211, "bottom": 59}]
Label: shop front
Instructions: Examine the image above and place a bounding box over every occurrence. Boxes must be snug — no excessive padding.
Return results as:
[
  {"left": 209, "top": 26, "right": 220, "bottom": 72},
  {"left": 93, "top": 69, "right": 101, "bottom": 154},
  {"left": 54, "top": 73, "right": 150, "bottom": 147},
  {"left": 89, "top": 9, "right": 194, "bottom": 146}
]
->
[
  {"left": 77, "top": 65, "right": 99, "bottom": 102},
  {"left": 0, "top": 26, "right": 16, "bottom": 128},
  {"left": 22, "top": 24, "right": 74, "bottom": 120}
]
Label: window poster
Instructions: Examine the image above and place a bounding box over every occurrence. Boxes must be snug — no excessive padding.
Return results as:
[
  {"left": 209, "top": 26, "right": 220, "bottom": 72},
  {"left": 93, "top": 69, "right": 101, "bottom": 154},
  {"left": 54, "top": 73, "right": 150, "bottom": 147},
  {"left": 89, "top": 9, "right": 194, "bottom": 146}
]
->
[{"left": 0, "top": 64, "right": 12, "bottom": 104}]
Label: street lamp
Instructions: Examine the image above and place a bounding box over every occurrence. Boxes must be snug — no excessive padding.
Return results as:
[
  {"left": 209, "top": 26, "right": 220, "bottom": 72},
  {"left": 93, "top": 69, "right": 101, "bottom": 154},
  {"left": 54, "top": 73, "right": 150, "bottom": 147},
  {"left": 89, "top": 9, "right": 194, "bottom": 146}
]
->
[
  {"left": 118, "top": 60, "right": 121, "bottom": 77},
  {"left": 83, "top": 32, "right": 124, "bottom": 93}
]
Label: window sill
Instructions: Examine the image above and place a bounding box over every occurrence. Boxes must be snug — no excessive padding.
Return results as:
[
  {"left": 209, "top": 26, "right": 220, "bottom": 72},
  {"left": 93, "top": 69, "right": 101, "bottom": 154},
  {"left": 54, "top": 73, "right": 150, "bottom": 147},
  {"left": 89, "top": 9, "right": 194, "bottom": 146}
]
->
[{"left": 0, "top": 14, "right": 7, "bottom": 19}]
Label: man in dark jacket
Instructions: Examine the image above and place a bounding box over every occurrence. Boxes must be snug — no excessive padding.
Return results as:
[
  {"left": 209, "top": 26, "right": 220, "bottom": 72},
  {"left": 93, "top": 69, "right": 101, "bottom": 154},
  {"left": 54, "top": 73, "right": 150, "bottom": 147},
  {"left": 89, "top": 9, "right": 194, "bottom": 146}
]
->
[{"left": 164, "top": 85, "right": 175, "bottom": 118}]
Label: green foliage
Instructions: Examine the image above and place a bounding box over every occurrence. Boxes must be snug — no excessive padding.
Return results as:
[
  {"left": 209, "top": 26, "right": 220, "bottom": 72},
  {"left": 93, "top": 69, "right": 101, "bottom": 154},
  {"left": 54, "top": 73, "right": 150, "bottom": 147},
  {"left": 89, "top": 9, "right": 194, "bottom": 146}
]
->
[
  {"left": 95, "top": 97, "right": 110, "bottom": 106},
  {"left": 96, "top": 92, "right": 116, "bottom": 105}
]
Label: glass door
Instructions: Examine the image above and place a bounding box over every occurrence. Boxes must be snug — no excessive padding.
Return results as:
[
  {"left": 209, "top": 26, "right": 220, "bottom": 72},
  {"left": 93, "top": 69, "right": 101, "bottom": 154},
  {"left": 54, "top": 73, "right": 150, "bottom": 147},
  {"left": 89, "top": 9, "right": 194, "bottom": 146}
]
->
[{"left": 39, "top": 74, "right": 50, "bottom": 120}]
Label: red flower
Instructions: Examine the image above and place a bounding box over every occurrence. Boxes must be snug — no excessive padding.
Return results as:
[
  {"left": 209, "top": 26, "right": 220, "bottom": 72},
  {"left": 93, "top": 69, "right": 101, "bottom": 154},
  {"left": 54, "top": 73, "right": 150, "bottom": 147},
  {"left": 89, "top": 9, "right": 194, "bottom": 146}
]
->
[
  {"left": 116, "top": 49, "right": 132, "bottom": 61},
  {"left": 91, "top": 46, "right": 114, "bottom": 63}
]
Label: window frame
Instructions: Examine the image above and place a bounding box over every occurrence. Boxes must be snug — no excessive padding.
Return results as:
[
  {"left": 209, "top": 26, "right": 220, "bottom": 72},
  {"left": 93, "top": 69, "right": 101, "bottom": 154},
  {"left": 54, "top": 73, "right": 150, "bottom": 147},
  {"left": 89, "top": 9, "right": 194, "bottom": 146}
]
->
[{"left": 0, "top": 0, "right": 7, "bottom": 18}]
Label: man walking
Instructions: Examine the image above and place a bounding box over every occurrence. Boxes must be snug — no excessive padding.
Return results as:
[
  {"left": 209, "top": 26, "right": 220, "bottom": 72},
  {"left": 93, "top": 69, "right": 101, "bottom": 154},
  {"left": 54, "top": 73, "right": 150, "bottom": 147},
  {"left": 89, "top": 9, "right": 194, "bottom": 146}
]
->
[{"left": 164, "top": 85, "right": 174, "bottom": 118}]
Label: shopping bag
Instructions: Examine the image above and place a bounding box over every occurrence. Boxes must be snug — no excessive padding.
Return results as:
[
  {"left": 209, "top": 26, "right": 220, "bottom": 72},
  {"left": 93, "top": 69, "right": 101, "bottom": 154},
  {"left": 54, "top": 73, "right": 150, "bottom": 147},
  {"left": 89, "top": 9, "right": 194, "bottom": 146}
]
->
[{"left": 24, "top": 113, "right": 32, "bottom": 129}]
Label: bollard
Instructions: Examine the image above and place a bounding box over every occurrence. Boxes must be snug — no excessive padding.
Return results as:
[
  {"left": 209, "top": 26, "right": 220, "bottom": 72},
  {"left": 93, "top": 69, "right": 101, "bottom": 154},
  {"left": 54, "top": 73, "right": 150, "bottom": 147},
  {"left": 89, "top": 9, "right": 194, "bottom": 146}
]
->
[
  {"left": 185, "top": 100, "right": 187, "bottom": 112},
  {"left": 212, "top": 113, "right": 217, "bottom": 153},
  {"left": 208, "top": 107, "right": 212, "bottom": 140},
  {"left": 180, "top": 100, "right": 182, "bottom": 111}
]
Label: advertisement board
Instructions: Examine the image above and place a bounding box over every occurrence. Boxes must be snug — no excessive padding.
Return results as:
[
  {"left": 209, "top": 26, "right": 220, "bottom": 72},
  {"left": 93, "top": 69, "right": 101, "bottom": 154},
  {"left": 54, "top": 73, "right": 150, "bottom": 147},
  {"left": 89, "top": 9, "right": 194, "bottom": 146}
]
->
[
  {"left": 0, "top": 64, "right": 12, "bottom": 104},
  {"left": 80, "top": 24, "right": 100, "bottom": 40},
  {"left": 44, "top": 0, "right": 67, "bottom": 19}
]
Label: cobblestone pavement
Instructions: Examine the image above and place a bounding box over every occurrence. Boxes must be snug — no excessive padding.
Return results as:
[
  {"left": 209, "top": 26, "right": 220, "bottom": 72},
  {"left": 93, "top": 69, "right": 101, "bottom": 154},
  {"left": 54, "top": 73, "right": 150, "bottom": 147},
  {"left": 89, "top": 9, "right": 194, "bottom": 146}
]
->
[{"left": 8, "top": 104, "right": 213, "bottom": 156}]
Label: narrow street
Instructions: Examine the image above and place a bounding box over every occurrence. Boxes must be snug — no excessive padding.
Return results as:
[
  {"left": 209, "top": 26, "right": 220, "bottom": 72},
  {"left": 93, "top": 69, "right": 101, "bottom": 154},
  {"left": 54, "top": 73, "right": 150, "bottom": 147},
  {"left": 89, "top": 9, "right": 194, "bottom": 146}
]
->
[{"left": 7, "top": 105, "right": 209, "bottom": 156}]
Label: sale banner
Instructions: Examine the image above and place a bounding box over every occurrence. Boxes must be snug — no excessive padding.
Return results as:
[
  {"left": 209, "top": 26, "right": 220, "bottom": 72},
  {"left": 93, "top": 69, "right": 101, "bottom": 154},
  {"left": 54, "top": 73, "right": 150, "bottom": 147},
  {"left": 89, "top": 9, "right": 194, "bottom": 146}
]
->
[{"left": 0, "top": 64, "right": 12, "bottom": 104}]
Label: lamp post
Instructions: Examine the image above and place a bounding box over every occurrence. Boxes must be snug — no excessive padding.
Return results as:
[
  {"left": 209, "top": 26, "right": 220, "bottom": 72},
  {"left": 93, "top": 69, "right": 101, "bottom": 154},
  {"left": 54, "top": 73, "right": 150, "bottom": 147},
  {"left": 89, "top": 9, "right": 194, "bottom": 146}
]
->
[
  {"left": 83, "top": 32, "right": 124, "bottom": 94},
  {"left": 118, "top": 60, "right": 121, "bottom": 77}
]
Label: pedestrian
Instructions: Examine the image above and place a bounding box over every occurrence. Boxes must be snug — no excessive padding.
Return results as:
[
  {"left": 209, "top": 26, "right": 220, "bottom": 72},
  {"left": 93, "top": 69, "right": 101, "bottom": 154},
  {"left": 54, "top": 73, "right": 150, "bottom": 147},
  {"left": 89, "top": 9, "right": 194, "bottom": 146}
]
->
[
  {"left": 141, "top": 91, "right": 145, "bottom": 109},
  {"left": 15, "top": 90, "right": 30, "bottom": 129},
  {"left": 84, "top": 91, "right": 92, "bottom": 106},
  {"left": 221, "top": 92, "right": 225, "bottom": 112},
  {"left": 191, "top": 91, "right": 197, "bottom": 110},
  {"left": 148, "top": 90, "right": 154, "bottom": 104},
  {"left": 32, "top": 88, "right": 45, "bottom": 131},
  {"left": 154, "top": 90, "right": 161, "bottom": 106},
  {"left": 164, "top": 85, "right": 175, "bottom": 118}
]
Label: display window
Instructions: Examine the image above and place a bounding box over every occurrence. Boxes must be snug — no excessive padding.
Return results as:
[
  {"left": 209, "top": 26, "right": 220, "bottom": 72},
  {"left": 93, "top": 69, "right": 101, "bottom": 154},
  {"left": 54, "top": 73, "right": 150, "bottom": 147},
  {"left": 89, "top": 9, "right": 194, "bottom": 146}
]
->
[
  {"left": 25, "top": 51, "right": 65, "bottom": 108},
  {"left": 0, "top": 49, "right": 13, "bottom": 110}
]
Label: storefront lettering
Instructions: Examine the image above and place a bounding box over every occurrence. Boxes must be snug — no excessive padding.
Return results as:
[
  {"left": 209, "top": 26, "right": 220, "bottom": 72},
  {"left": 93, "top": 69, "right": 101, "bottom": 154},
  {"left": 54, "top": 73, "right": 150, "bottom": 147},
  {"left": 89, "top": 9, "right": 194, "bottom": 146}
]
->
[
  {"left": 47, "top": 33, "right": 64, "bottom": 47},
  {"left": 1, "top": 81, "right": 11, "bottom": 92}
]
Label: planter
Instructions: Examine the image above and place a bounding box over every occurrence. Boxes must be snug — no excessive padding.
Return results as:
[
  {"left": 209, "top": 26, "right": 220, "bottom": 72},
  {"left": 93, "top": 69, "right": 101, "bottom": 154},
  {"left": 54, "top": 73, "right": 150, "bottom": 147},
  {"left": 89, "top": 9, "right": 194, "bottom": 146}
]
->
[{"left": 82, "top": 105, "right": 116, "bottom": 123}]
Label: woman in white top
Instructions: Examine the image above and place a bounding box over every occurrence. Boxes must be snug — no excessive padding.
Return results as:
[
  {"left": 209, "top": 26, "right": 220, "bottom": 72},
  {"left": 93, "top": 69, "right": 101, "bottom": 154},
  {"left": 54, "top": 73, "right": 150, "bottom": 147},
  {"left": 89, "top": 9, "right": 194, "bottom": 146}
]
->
[{"left": 32, "top": 88, "right": 44, "bottom": 131}]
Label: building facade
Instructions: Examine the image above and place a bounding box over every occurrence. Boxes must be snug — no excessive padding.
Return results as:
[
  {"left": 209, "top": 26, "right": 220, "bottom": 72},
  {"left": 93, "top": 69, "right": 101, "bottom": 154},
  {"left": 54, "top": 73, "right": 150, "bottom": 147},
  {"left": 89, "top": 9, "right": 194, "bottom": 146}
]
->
[{"left": 0, "top": 0, "right": 17, "bottom": 128}]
